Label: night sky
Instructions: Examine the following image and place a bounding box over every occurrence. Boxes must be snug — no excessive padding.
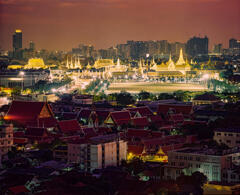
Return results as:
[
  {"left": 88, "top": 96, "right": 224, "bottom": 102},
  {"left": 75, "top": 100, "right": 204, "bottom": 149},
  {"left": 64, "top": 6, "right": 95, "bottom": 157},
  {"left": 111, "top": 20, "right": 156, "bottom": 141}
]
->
[{"left": 0, "top": 0, "right": 239, "bottom": 50}]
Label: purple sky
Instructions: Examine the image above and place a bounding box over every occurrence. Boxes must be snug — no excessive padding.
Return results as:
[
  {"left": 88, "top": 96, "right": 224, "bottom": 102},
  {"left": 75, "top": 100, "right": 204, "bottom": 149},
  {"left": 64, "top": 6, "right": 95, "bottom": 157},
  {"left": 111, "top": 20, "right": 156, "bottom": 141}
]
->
[{"left": 0, "top": 0, "right": 239, "bottom": 51}]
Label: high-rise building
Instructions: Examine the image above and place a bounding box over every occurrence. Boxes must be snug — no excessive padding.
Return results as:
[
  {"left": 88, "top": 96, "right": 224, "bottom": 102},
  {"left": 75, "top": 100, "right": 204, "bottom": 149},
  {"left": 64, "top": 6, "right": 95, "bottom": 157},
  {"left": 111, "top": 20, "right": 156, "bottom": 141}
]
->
[
  {"left": 186, "top": 36, "right": 208, "bottom": 57},
  {"left": 213, "top": 44, "right": 222, "bottom": 54},
  {"left": 229, "top": 38, "right": 240, "bottom": 49},
  {"left": 12, "top": 29, "right": 23, "bottom": 59},
  {"left": 13, "top": 29, "right": 22, "bottom": 51},
  {"left": 29, "top": 41, "right": 35, "bottom": 51}
]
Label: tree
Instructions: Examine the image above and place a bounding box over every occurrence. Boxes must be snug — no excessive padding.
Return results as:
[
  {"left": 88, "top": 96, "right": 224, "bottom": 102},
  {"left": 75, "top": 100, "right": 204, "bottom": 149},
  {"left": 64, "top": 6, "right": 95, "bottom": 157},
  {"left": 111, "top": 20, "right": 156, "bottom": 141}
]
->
[
  {"left": 116, "top": 91, "right": 135, "bottom": 106},
  {"left": 138, "top": 91, "right": 150, "bottom": 100}
]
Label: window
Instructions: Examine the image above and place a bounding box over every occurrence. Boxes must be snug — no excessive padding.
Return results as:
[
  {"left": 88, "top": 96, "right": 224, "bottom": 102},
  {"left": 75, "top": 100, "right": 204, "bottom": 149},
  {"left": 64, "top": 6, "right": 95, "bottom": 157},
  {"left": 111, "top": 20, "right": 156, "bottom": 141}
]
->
[
  {"left": 196, "top": 164, "right": 201, "bottom": 168},
  {"left": 222, "top": 173, "right": 228, "bottom": 178},
  {"left": 236, "top": 141, "right": 240, "bottom": 144},
  {"left": 171, "top": 162, "right": 175, "bottom": 166},
  {"left": 231, "top": 174, "right": 236, "bottom": 179},
  {"left": 226, "top": 140, "right": 231, "bottom": 143},
  {"left": 228, "top": 134, "right": 233, "bottom": 136},
  {"left": 196, "top": 157, "right": 200, "bottom": 161},
  {"left": 217, "top": 133, "right": 221, "bottom": 136}
]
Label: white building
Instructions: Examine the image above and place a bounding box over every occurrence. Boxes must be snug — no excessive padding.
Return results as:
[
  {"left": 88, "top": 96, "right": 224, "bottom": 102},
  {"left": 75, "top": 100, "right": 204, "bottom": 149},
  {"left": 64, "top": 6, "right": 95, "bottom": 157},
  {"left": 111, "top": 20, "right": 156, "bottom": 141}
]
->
[
  {"left": 68, "top": 134, "right": 127, "bottom": 172},
  {"left": 167, "top": 147, "right": 240, "bottom": 182},
  {"left": 214, "top": 128, "right": 240, "bottom": 148}
]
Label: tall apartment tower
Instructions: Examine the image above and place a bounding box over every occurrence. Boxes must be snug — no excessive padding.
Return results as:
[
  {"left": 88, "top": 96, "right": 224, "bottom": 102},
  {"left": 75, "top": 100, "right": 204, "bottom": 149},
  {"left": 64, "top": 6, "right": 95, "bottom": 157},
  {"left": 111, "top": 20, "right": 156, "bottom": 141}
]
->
[
  {"left": 13, "top": 29, "right": 22, "bottom": 51},
  {"left": 186, "top": 36, "right": 208, "bottom": 57}
]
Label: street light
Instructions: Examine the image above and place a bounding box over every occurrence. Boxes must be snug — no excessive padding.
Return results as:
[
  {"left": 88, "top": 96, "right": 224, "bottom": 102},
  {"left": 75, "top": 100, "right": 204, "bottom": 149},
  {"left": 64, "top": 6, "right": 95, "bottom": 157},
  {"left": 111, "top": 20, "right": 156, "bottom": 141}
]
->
[{"left": 19, "top": 71, "right": 24, "bottom": 92}]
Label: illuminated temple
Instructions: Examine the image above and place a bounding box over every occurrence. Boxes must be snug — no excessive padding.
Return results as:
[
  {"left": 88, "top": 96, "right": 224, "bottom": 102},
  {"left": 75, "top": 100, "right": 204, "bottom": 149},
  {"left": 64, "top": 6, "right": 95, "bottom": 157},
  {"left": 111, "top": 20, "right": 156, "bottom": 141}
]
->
[
  {"left": 66, "top": 56, "right": 82, "bottom": 69},
  {"left": 8, "top": 58, "right": 54, "bottom": 70},
  {"left": 66, "top": 48, "right": 195, "bottom": 79},
  {"left": 148, "top": 48, "right": 191, "bottom": 78}
]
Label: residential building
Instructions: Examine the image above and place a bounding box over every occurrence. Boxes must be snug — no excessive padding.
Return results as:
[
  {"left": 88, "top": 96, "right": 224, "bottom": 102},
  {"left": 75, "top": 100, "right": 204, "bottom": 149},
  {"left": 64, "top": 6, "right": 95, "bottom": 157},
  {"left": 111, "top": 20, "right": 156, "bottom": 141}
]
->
[
  {"left": 214, "top": 128, "right": 240, "bottom": 148},
  {"left": 0, "top": 124, "right": 13, "bottom": 161},
  {"left": 186, "top": 36, "right": 208, "bottom": 57},
  {"left": 68, "top": 134, "right": 127, "bottom": 172},
  {"left": 167, "top": 147, "right": 240, "bottom": 182}
]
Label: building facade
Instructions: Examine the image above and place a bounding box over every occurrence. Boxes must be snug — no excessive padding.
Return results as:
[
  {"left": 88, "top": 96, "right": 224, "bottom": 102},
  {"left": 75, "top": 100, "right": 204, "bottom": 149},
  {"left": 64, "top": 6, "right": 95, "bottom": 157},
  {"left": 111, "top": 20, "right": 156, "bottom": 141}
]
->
[
  {"left": 0, "top": 124, "right": 13, "bottom": 157},
  {"left": 214, "top": 128, "right": 240, "bottom": 148},
  {"left": 167, "top": 147, "right": 240, "bottom": 182},
  {"left": 68, "top": 135, "right": 127, "bottom": 172},
  {"left": 186, "top": 36, "right": 208, "bottom": 57}
]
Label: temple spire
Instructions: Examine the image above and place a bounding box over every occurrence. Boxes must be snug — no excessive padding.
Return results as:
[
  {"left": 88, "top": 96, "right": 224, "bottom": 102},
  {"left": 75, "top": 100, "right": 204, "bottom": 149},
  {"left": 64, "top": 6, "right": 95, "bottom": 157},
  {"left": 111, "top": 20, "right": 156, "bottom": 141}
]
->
[
  {"left": 66, "top": 56, "right": 69, "bottom": 69},
  {"left": 176, "top": 48, "right": 185, "bottom": 65}
]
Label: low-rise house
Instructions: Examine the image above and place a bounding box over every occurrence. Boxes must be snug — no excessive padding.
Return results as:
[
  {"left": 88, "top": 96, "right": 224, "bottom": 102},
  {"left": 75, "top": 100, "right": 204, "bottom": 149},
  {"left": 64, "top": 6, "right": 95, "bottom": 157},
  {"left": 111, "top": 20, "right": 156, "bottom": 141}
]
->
[
  {"left": 157, "top": 103, "right": 193, "bottom": 118},
  {"left": 104, "top": 111, "right": 131, "bottom": 130},
  {"left": 25, "top": 127, "right": 51, "bottom": 144},
  {"left": 130, "top": 117, "right": 149, "bottom": 129},
  {"left": 214, "top": 128, "right": 240, "bottom": 148},
  {"left": 193, "top": 93, "right": 221, "bottom": 106},
  {"left": 72, "top": 95, "right": 93, "bottom": 105},
  {"left": 58, "top": 119, "right": 82, "bottom": 135},
  {"left": 125, "top": 106, "right": 153, "bottom": 118}
]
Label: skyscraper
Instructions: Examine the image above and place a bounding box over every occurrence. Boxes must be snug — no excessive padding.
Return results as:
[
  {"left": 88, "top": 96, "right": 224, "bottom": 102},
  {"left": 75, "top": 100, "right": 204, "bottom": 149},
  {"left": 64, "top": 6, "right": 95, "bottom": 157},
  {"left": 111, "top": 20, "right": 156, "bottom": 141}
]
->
[
  {"left": 29, "top": 41, "right": 35, "bottom": 51},
  {"left": 229, "top": 38, "right": 240, "bottom": 49},
  {"left": 13, "top": 29, "right": 22, "bottom": 51},
  {"left": 186, "top": 36, "right": 208, "bottom": 57},
  {"left": 12, "top": 29, "right": 23, "bottom": 59}
]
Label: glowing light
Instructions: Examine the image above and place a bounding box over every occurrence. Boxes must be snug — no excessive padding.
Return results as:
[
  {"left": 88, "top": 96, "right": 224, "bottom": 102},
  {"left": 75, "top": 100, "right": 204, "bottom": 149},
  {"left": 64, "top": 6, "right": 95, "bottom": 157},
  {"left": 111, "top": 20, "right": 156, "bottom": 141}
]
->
[
  {"left": 19, "top": 71, "right": 24, "bottom": 76},
  {"left": 15, "top": 29, "right": 22, "bottom": 33},
  {"left": 202, "top": 74, "right": 210, "bottom": 80},
  {"left": 51, "top": 88, "right": 57, "bottom": 93}
]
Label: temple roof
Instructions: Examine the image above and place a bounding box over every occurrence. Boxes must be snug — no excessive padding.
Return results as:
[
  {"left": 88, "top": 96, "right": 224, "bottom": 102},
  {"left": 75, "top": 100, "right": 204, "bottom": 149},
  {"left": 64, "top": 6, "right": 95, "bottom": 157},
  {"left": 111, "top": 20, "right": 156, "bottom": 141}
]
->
[{"left": 6, "top": 101, "right": 47, "bottom": 120}]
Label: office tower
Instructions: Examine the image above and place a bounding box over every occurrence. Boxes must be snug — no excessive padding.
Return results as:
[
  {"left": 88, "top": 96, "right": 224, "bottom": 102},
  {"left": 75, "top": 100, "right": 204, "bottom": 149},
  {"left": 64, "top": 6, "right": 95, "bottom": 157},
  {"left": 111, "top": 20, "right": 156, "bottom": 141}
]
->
[
  {"left": 29, "top": 41, "right": 35, "bottom": 51},
  {"left": 229, "top": 38, "right": 240, "bottom": 49},
  {"left": 186, "top": 36, "right": 208, "bottom": 57},
  {"left": 13, "top": 29, "right": 22, "bottom": 51}
]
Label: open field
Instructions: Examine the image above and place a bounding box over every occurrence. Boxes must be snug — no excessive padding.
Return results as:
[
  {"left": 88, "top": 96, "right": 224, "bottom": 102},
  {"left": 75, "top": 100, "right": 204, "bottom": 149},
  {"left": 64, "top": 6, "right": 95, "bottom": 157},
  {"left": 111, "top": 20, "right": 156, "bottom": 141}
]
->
[{"left": 107, "top": 81, "right": 208, "bottom": 94}]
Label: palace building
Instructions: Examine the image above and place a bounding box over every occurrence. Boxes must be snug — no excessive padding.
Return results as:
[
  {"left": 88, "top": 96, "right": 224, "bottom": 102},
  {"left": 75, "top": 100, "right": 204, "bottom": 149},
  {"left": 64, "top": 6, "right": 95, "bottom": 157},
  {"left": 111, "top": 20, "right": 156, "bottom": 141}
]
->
[{"left": 148, "top": 49, "right": 191, "bottom": 78}]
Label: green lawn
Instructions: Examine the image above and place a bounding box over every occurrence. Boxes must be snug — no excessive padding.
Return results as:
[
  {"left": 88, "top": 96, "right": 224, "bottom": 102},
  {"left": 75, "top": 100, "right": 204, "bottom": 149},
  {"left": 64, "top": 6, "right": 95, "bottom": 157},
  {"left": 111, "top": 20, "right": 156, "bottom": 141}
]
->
[{"left": 107, "top": 81, "right": 208, "bottom": 93}]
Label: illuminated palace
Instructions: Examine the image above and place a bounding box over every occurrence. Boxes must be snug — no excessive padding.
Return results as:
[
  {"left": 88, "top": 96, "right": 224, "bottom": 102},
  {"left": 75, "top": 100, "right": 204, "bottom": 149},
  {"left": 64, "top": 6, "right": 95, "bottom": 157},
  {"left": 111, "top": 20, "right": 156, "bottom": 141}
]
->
[
  {"left": 8, "top": 58, "right": 56, "bottom": 70},
  {"left": 148, "top": 48, "right": 191, "bottom": 78},
  {"left": 65, "top": 48, "right": 219, "bottom": 80}
]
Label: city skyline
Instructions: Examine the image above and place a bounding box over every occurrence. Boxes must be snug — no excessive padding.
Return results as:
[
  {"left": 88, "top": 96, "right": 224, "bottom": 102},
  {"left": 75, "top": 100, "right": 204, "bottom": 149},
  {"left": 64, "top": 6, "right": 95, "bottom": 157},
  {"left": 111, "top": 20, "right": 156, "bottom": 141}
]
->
[{"left": 0, "top": 0, "right": 240, "bottom": 50}]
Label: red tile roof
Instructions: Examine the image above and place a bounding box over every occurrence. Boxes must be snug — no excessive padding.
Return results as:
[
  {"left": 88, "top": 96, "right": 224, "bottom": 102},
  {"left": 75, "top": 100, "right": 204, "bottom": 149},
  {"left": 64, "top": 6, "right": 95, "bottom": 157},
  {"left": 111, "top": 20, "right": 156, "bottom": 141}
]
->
[
  {"left": 97, "top": 127, "right": 112, "bottom": 135},
  {"left": 128, "top": 145, "right": 144, "bottom": 155},
  {"left": 13, "top": 137, "right": 28, "bottom": 144},
  {"left": 157, "top": 104, "right": 192, "bottom": 116},
  {"left": 151, "top": 132, "right": 163, "bottom": 138},
  {"left": 127, "top": 128, "right": 151, "bottom": 138},
  {"left": 6, "top": 101, "right": 45, "bottom": 120},
  {"left": 126, "top": 106, "right": 153, "bottom": 117},
  {"left": 5, "top": 100, "right": 56, "bottom": 127},
  {"left": 149, "top": 115, "right": 163, "bottom": 125},
  {"left": 106, "top": 111, "right": 131, "bottom": 126},
  {"left": 8, "top": 185, "right": 29, "bottom": 194},
  {"left": 58, "top": 120, "right": 82, "bottom": 134},
  {"left": 13, "top": 131, "right": 25, "bottom": 138},
  {"left": 131, "top": 117, "right": 149, "bottom": 128},
  {"left": 82, "top": 127, "right": 98, "bottom": 138},
  {"left": 169, "top": 113, "right": 184, "bottom": 123},
  {"left": 25, "top": 127, "right": 48, "bottom": 137},
  {"left": 78, "top": 109, "right": 91, "bottom": 119}
]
